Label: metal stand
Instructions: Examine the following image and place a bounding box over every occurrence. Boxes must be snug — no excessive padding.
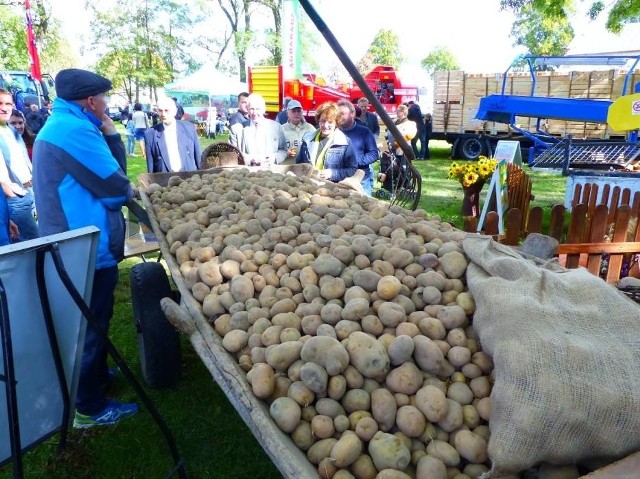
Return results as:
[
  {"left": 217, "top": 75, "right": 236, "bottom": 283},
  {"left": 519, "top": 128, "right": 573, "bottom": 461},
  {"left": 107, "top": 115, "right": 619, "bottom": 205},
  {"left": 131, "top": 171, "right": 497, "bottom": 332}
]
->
[
  {"left": 0, "top": 279, "right": 23, "bottom": 478},
  {"left": 1, "top": 241, "right": 186, "bottom": 479}
]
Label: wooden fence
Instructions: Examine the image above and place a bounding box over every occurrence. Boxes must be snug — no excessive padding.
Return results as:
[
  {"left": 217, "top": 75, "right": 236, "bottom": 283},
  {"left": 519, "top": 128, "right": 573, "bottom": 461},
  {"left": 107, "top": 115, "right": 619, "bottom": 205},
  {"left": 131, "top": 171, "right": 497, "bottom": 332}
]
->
[{"left": 466, "top": 185, "right": 640, "bottom": 283}]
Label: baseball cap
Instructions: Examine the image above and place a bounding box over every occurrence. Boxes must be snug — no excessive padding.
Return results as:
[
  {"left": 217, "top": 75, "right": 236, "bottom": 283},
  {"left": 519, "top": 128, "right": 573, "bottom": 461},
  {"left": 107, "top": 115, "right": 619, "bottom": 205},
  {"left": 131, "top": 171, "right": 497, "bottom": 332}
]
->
[{"left": 287, "top": 100, "right": 303, "bottom": 110}]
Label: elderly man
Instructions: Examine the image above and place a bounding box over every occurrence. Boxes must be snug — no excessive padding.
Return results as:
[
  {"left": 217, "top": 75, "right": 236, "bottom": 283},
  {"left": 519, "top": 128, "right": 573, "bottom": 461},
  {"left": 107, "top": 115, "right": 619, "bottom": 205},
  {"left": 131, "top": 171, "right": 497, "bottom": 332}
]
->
[
  {"left": 229, "top": 93, "right": 286, "bottom": 167},
  {"left": 338, "top": 100, "right": 379, "bottom": 195},
  {"left": 282, "top": 99, "right": 315, "bottom": 163},
  {"left": 144, "top": 97, "right": 201, "bottom": 173},
  {"left": 0, "top": 88, "right": 39, "bottom": 241},
  {"left": 33, "top": 68, "right": 138, "bottom": 428}
]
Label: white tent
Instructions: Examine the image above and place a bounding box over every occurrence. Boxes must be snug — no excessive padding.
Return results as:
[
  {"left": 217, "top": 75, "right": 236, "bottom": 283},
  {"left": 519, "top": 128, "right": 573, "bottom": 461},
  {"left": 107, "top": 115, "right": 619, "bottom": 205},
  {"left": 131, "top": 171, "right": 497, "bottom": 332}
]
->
[
  {"left": 164, "top": 65, "right": 247, "bottom": 126},
  {"left": 164, "top": 64, "right": 246, "bottom": 97}
]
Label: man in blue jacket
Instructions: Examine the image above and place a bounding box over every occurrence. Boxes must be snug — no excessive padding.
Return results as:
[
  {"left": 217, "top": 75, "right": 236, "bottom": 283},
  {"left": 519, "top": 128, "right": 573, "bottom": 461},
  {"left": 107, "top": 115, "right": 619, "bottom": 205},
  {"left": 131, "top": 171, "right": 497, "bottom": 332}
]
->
[
  {"left": 33, "top": 68, "right": 138, "bottom": 428},
  {"left": 338, "top": 100, "right": 379, "bottom": 195}
]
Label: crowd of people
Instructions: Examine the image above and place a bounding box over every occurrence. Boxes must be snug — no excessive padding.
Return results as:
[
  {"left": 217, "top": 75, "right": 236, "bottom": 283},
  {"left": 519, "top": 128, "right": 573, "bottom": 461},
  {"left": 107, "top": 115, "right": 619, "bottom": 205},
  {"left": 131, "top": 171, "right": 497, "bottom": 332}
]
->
[{"left": 221, "top": 91, "right": 432, "bottom": 195}]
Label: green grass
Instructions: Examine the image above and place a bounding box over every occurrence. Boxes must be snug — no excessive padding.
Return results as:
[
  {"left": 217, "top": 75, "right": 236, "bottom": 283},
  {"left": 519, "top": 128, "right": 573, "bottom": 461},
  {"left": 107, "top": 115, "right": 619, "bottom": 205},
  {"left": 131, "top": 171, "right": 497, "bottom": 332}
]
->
[{"left": 0, "top": 138, "right": 568, "bottom": 478}]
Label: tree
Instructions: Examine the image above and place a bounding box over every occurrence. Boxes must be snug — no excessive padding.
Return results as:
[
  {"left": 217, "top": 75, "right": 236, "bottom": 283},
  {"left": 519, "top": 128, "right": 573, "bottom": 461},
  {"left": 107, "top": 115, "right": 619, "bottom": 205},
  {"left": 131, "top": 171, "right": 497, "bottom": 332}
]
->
[
  {"left": 501, "top": 0, "right": 640, "bottom": 34},
  {"left": 85, "top": 0, "right": 199, "bottom": 103},
  {"left": 510, "top": 3, "right": 574, "bottom": 57},
  {"left": 365, "top": 29, "right": 403, "bottom": 69},
  {"left": 0, "top": 1, "right": 76, "bottom": 73},
  {"left": 420, "top": 47, "right": 459, "bottom": 76}
]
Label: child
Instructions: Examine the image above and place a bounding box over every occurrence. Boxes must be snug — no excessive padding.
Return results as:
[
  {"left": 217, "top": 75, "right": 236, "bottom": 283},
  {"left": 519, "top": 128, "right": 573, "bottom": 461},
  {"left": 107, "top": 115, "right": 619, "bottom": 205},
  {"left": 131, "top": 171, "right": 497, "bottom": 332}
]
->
[{"left": 125, "top": 116, "right": 136, "bottom": 155}]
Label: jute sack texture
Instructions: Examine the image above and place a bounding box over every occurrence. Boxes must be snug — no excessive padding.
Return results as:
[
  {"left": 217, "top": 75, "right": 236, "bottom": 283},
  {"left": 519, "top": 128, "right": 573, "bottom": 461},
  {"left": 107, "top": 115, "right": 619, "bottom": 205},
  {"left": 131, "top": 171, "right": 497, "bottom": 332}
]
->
[{"left": 462, "top": 236, "right": 640, "bottom": 478}]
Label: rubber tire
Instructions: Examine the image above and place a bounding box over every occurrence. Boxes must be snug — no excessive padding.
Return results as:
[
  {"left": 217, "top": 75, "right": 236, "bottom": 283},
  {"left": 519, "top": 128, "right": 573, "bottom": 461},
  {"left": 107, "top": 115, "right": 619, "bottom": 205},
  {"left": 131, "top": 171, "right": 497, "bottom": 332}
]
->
[
  {"left": 458, "top": 136, "right": 486, "bottom": 161},
  {"left": 130, "top": 262, "right": 181, "bottom": 388}
]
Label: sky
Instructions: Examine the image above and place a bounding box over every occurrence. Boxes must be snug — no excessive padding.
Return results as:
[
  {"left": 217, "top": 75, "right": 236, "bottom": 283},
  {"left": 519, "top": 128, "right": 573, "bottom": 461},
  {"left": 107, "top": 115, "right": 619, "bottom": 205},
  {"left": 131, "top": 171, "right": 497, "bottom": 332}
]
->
[{"left": 48, "top": 0, "right": 637, "bottom": 86}]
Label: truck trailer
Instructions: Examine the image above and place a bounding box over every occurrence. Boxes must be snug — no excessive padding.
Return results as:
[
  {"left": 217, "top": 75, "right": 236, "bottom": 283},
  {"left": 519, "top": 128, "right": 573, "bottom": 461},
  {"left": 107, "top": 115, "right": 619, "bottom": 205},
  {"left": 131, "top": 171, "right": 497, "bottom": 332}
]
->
[{"left": 432, "top": 55, "right": 640, "bottom": 161}]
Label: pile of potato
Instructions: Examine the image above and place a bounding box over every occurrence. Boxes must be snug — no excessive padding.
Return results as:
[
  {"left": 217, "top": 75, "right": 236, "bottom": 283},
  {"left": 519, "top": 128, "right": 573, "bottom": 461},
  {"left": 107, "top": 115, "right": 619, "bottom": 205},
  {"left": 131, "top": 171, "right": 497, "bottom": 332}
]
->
[{"left": 147, "top": 169, "right": 495, "bottom": 479}]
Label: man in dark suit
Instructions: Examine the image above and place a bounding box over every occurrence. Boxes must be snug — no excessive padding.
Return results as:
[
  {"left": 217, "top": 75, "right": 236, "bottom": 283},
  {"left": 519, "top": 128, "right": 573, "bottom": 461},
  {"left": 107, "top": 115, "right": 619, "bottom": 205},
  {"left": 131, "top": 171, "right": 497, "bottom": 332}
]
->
[{"left": 145, "top": 97, "right": 201, "bottom": 173}]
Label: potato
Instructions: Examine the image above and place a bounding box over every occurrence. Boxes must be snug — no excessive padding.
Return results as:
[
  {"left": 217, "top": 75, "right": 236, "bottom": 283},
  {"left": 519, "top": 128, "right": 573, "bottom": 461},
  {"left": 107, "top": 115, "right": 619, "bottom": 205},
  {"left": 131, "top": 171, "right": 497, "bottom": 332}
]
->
[
  {"left": 438, "top": 251, "right": 468, "bottom": 279},
  {"left": 413, "top": 336, "right": 444, "bottom": 375},
  {"left": 351, "top": 454, "right": 377, "bottom": 479},
  {"left": 453, "top": 430, "right": 488, "bottom": 464},
  {"left": 437, "top": 399, "right": 464, "bottom": 432},
  {"left": 288, "top": 380, "right": 315, "bottom": 407},
  {"left": 416, "top": 455, "right": 447, "bottom": 479},
  {"left": 328, "top": 375, "right": 347, "bottom": 401},
  {"left": 447, "top": 346, "right": 471, "bottom": 368},
  {"left": 307, "top": 438, "right": 338, "bottom": 465},
  {"left": 415, "top": 385, "right": 448, "bottom": 422},
  {"left": 437, "top": 305, "right": 467, "bottom": 329},
  {"left": 377, "top": 301, "right": 407, "bottom": 328},
  {"left": 475, "top": 397, "right": 491, "bottom": 421},
  {"left": 346, "top": 332, "right": 390, "bottom": 378},
  {"left": 371, "top": 388, "right": 397, "bottom": 432},
  {"left": 426, "top": 439, "right": 460, "bottom": 467},
  {"left": 376, "top": 470, "right": 411, "bottom": 479},
  {"left": 342, "top": 389, "right": 371, "bottom": 414},
  {"left": 387, "top": 335, "right": 415, "bottom": 366},
  {"left": 341, "top": 297, "right": 371, "bottom": 321},
  {"left": 221, "top": 329, "right": 248, "bottom": 353},
  {"left": 469, "top": 376, "right": 491, "bottom": 399},
  {"left": 318, "top": 457, "right": 337, "bottom": 479},
  {"left": 368, "top": 431, "right": 411, "bottom": 471},
  {"left": 385, "top": 362, "right": 423, "bottom": 395},
  {"left": 396, "top": 405, "right": 426, "bottom": 437},
  {"left": 249, "top": 363, "right": 275, "bottom": 399},
  {"left": 291, "top": 421, "right": 314, "bottom": 451},
  {"left": 315, "top": 398, "right": 347, "bottom": 418},
  {"left": 230, "top": 275, "right": 255, "bottom": 303},
  {"left": 300, "top": 361, "right": 329, "bottom": 394},
  {"left": 311, "top": 415, "right": 335, "bottom": 439},
  {"left": 331, "top": 432, "right": 362, "bottom": 468},
  {"left": 355, "top": 416, "right": 379, "bottom": 442},
  {"left": 446, "top": 382, "right": 474, "bottom": 405},
  {"left": 377, "top": 275, "right": 402, "bottom": 300},
  {"left": 301, "top": 336, "right": 349, "bottom": 375},
  {"left": 264, "top": 341, "right": 302, "bottom": 371}
]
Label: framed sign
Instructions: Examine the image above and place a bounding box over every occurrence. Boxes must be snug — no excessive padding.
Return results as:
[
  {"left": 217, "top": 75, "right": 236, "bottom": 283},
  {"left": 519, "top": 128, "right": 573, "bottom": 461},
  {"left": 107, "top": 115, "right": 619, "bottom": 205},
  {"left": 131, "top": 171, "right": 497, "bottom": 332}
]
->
[{"left": 493, "top": 140, "right": 522, "bottom": 166}]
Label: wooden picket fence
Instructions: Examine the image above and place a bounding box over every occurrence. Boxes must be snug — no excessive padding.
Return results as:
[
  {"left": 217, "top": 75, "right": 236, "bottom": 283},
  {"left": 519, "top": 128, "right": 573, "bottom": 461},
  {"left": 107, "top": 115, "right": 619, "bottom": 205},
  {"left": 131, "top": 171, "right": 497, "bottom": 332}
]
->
[{"left": 465, "top": 184, "right": 640, "bottom": 283}]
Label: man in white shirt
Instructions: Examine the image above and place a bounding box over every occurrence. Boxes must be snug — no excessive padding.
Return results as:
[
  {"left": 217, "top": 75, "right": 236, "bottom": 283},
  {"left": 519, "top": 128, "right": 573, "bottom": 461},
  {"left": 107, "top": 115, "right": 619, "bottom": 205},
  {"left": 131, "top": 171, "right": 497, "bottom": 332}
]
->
[
  {"left": 0, "top": 89, "right": 38, "bottom": 241},
  {"left": 144, "top": 97, "right": 201, "bottom": 173},
  {"left": 228, "top": 93, "right": 287, "bottom": 167}
]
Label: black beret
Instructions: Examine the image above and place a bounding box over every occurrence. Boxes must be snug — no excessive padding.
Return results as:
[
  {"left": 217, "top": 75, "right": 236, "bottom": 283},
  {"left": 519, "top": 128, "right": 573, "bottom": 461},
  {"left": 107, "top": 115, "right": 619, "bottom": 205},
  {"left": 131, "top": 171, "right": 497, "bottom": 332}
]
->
[{"left": 55, "top": 68, "right": 112, "bottom": 101}]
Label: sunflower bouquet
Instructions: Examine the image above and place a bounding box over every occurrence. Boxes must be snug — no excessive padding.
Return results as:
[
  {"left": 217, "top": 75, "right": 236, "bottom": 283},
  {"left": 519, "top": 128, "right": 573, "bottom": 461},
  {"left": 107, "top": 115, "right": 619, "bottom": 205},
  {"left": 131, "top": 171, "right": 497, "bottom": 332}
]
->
[{"left": 447, "top": 156, "right": 498, "bottom": 187}]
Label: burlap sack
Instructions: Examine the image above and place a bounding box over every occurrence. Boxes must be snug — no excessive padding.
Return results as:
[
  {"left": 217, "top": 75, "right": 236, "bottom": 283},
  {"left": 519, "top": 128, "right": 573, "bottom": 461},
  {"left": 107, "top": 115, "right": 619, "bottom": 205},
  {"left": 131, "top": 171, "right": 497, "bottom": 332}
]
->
[{"left": 462, "top": 236, "right": 640, "bottom": 478}]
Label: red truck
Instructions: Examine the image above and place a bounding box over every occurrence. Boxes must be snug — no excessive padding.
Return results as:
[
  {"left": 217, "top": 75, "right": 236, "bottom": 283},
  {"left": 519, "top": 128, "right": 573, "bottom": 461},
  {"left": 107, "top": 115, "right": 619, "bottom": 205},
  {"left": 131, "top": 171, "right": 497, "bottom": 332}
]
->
[{"left": 247, "top": 64, "right": 418, "bottom": 121}]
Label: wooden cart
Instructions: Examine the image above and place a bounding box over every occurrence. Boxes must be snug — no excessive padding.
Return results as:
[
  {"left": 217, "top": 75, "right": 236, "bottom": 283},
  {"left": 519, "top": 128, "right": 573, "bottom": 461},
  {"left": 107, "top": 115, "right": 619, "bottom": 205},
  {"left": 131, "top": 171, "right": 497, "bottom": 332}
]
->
[{"left": 137, "top": 166, "right": 322, "bottom": 479}]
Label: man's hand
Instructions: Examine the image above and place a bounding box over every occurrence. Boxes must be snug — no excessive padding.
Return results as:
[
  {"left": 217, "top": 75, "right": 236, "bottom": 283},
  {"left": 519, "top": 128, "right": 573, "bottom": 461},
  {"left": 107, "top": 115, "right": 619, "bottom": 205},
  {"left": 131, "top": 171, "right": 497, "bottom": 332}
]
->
[
  {"left": 98, "top": 111, "right": 118, "bottom": 136},
  {"left": 287, "top": 147, "right": 297, "bottom": 158},
  {"left": 9, "top": 221, "right": 18, "bottom": 241}
]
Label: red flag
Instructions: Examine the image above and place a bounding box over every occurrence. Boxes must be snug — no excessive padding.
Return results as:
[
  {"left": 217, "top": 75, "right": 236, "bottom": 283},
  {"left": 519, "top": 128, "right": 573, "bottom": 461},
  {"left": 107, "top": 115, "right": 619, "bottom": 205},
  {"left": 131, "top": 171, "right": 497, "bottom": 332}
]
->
[{"left": 25, "top": 0, "right": 42, "bottom": 82}]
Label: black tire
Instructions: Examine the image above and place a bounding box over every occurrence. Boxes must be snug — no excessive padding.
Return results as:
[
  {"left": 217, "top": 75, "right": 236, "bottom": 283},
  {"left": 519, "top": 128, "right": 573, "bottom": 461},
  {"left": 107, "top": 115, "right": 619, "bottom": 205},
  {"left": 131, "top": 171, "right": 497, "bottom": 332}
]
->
[
  {"left": 130, "top": 262, "right": 181, "bottom": 388},
  {"left": 457, "top": 136, "right": 486, "bottom": 161}
]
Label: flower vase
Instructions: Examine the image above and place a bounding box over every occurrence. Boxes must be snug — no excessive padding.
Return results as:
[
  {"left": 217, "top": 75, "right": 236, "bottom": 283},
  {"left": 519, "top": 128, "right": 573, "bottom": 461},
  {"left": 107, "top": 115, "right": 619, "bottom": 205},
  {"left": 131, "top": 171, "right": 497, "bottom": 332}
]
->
[{"left": 461, "top": 181, "right": 485, "bottom": 217}]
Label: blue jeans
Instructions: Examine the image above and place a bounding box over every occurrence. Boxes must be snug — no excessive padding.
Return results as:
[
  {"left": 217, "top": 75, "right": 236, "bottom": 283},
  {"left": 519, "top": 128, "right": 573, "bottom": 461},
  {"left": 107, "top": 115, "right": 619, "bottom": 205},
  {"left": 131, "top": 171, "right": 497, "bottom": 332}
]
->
[
  {"left": 126, "top": 135, "right": 136, "bottom": 154},
  {"left": 75, "top": 266, "right": 119, "bottom": 415},
  {"left": 7, "top": 191, "right": 39, "bottom": 241}
]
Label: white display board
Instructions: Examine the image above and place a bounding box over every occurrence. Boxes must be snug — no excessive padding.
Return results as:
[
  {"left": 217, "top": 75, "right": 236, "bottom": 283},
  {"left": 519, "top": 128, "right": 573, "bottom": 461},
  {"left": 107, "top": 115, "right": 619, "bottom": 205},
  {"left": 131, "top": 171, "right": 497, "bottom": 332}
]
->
[
  {"left": 493, "top": 140, "right": 523, "bottom": 166},
  {"left": 0, "top": 226, "right": 99, "bottom": 465}
]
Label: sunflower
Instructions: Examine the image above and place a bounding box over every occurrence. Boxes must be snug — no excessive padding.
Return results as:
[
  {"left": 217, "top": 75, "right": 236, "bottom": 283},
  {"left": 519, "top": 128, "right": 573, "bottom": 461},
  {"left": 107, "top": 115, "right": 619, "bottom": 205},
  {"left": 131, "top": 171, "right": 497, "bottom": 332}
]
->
[{"left": 448, "top": 157, "right": 498, "bottom": 187}]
